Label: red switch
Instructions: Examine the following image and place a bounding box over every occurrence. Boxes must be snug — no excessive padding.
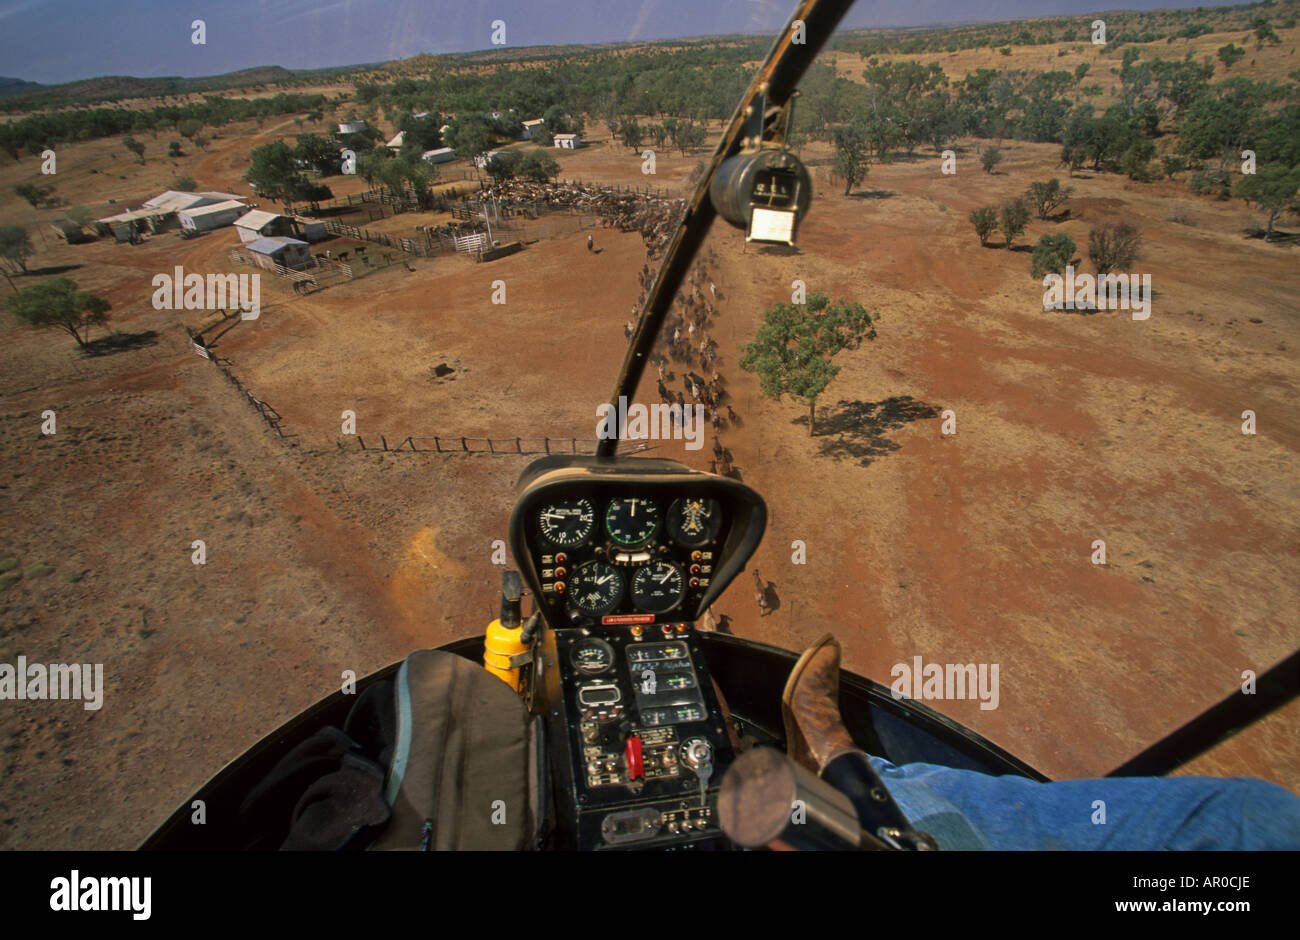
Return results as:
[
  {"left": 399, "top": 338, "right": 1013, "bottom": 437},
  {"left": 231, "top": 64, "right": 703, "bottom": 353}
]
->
[{"left": 624, "top": 735, "right": 644, "bottom": 780}]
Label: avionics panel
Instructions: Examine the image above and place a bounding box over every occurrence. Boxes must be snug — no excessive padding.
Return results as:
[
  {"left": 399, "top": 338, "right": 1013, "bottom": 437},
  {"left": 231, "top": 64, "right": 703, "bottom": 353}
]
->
[
  {"left": 552, "top": 623, "right": 734, "bottom": 850},
  {"left": 509, "top": 457, "right": 766, "bottom": 629}
]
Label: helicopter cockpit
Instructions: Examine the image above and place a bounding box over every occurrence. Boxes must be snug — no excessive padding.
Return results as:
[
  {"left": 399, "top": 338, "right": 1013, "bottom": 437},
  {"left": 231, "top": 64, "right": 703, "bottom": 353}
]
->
[
  {"left": 135, "top": 0, "right": 1298, "bottom": 860},
  {"left": 508, "top": 456, "right": 766, "bottom": 849}
]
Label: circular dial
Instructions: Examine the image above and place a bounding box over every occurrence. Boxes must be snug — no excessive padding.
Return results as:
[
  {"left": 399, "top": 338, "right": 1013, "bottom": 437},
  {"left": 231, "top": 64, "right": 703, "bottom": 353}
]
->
[
  {"left": 605, "top": 497, "right": 659, "bottom": 546},
  {"left": 570, "top": 637, "right": 615, "bottom": 675},
  {"left": 667, "top": 497, "right": 722, "bottom": 547},
  {"left": 632, "top": 562, "right": 686, "bottom": 613},
  {"left": 568, "top": 561, "right": 624, "bottom": 616},
  {"left": 537, "top": 498, "right": 595, "bottom": 546}
]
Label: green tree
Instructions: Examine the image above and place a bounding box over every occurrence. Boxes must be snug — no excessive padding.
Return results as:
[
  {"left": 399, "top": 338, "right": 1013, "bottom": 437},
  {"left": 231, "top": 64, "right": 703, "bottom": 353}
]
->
[
  {"left": 167, "top": 140, "right": 182, "bottom": 157},
  {"left": 5, "top": 277, "right": 111, "bottom": 349},
  {"left": 173, "top": 175, "right": 197, "bottom": 191},
  {"left": 14, "top": 182, "right": 54, "bottom": 208},
  {"left": 981, "top": 146, "right": 1004, "bottom": 174},
  {"left": 619, "top": 117, "right": 643, "bottom": 150},
  {"left": 999, "top": 199, "right": 1030, "bottom": 248},
  {"left": 1252, "top": 17, "right": 1279, "bottom": 49},
  {"left": 294, "top": 133, "right": 340, "bottom": 174},
  {"left": 832, "top": 123, "right": 869, "bottom": 195},
  {"left": 519, "top": 148, "right": 560, "bottom": 182},
  {"left": 738, "top": 292, "right": 879, "bottom": 436},
  {"left": 970, "top": 206, "right": 999, "bottom": 246},
  {"left": 1234, "top": 163, "right": 1300, "bottom": 240},
  {"left": 1025, "top": 179, "right": 1072, "bottom": 219},
  {"left": 122, "top": 135, "right": 145, "bottom": 162},
  {"left": 0, "top": 223, "right": 35, "bottom": 274},
  {"left": 1089, "top": 221, "right": 1142, "bottom": 274},
  {"left": 485, "top": 149, "right": 522, "bottom": 182},
  {"left": 177, "top": 118, "right": 202, "bottom": 140},
  {"left": 1030, "top": 233, "right": 1079, "bottom": 279},
  {"left": 244, "top": 141, "right": 331, "bottom": 202}
]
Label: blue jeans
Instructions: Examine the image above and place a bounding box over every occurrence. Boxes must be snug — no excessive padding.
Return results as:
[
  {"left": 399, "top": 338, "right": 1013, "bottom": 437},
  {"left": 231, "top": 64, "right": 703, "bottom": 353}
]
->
[{"left": 867, "top": 755, "right": 1300, "bottom": 850}]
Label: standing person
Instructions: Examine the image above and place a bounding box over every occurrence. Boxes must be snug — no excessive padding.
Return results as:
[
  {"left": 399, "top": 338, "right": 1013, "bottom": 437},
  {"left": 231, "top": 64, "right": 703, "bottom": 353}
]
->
[{"left": 587, "top": 233, "right": 594, "bottom": 251}]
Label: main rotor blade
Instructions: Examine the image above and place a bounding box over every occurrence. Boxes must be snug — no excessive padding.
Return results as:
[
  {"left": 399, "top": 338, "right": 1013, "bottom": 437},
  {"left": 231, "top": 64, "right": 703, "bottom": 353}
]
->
[{"left": 596, "top": 0, "right": 856, "bottom": 457}]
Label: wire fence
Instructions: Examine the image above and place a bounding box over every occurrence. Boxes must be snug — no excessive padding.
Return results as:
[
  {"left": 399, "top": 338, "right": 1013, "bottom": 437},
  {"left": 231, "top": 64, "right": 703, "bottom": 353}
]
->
[{"left": 349, "top": 435, "right": 652, "bottom": 455}]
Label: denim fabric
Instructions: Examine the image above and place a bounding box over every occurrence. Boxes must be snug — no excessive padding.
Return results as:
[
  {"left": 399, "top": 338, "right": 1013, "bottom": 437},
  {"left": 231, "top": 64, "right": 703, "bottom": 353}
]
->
[{"left": 867, "top": 755, "right": 1300, "bottom": 850}]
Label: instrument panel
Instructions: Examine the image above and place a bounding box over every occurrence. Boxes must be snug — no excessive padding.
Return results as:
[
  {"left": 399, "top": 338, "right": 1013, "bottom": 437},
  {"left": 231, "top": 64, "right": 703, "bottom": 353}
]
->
[
  {"left": 509, "top": 458, "right": 765, "bottom": 628},
  {"left": 511, "top": 457, "right": 766, "bottom": 850},
  {"left": 532, "top": 495, "right": 722, "bottom": 624}
]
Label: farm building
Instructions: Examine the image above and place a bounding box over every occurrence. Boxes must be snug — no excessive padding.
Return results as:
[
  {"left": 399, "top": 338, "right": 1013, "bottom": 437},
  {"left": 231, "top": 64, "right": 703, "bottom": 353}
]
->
[
  {"left": 245, "top": 237, "right": 312, "bottom": 271},
  {"left": 291, "top": 217, "right": 327, "bottom": 242},
  {"left": 520, "top": 119, "right": 545, "bottom": 140},
  {"left": 422, "top": 147, "right": 456, "bottom": 165},
  {"left": 338, "top": 120, "right": 367, "bottom": 135},
  {"left": 475, "top": 150, "right": 502, "bottom": 169},
  {"left": 385, "top": 130, "right": 405, "bottom": 150},
  {"left": 49, "top": 218, "right": 93, "bottom": 243},
  {"left": 97, "top": 190, "right": 245, "bottom": 242},
  {"left": 96, "top": 207, "right": 175, "bottom": 241},
  {"left": 234, "top": 209, "right": 292, "bottom": 243},
  {"left": 553, "top": 134, "right": 583, "bottom": 150},
  {"left": 178, "top": 199, "right": 247, "bottom": 233}
]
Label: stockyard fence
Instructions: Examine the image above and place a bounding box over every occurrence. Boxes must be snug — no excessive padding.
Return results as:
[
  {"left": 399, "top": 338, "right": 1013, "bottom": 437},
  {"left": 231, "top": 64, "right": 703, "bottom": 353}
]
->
[
  {"left": 228, "top": 245, "right": 407, "bottom": 291},
  {"left": 187, "top": 331, "right": 296, "bottom": 443},
  {"left": 351, "top": 435, "right": 652, "bottom": 456}
]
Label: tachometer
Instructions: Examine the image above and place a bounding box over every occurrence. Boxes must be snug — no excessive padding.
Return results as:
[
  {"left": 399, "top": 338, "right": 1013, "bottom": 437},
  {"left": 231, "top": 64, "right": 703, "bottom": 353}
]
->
[
  {"left": 632, "top": 562, "right": 686, "bottom": 614},
  {"left": 568, "top": 561, "right": 624, "bottom": 616},
  {"left": 605, "top": 497, "right": 659, "bottom": 546},
  {"left": 666, "top": 497, "right": 722, "bottom": 547},
  {"left": 538, "top": 498, "right": 595, "bottom": 546}
]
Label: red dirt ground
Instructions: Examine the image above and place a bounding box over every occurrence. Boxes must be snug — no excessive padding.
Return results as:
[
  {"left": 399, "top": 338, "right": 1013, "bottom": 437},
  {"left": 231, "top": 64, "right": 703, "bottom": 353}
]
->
[{"left": 1, "top": 120, "right": 1296, "bottom": 849}]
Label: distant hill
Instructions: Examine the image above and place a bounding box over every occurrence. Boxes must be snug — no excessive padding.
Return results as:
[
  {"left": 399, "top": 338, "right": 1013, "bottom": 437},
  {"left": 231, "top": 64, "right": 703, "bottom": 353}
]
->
[
  {"left": 0, "top": 64, "right": 364, "bottom": 112},
  {"left": 0, "top": 76, "right": 42, "bottom": 96}
]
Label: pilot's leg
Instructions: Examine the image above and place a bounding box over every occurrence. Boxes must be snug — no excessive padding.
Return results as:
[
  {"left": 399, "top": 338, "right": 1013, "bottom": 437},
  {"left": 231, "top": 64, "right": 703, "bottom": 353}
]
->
[{"left": 783, "top": 635, "right": 1300, "bottom": 851}]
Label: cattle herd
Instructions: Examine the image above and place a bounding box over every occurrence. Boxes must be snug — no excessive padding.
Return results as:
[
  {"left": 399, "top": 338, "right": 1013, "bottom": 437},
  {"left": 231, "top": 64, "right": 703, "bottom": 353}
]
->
[{"left": 480, "top": 179, "right": 686, "bottom": 257}]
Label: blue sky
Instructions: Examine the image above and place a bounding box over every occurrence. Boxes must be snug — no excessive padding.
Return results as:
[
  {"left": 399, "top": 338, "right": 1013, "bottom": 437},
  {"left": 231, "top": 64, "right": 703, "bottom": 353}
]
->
[{"left": 0, "top": 0, "right": 1259, "bottom": 85}]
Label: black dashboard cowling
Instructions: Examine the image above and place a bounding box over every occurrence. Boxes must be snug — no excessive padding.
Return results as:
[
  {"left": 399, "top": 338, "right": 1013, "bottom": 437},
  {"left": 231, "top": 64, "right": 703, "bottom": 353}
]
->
[{"left": 509, "top": 456, "right": 767, "bottom": 629}]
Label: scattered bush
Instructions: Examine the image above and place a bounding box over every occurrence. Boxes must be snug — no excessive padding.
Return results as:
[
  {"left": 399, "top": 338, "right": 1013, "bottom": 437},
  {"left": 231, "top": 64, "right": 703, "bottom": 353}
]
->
[
  {"left": 970, "top": 206, "right": 999, "bottom": 246},
  {"left": 1189, "top": 167, "right": 1232, "bottom": 200},
  {"left": 1031, "top": 233, "right": 1079, "bottom": 279},
  {"left": 1025, "top": 178, "right": 1073, "bottom": 219},
  {"left": 1089, "top": 221, "right": 1142, "bottom": 274},
  {"left": 981, "top": 146, "right": 1004, "bottom": 174},
  {"left": 999, "top": 199, "right": 1031, "bottom": 248}
]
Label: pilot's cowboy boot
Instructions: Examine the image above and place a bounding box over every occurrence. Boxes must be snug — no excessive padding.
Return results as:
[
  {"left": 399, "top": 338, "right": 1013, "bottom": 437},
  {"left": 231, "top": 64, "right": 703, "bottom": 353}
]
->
[{"left": 781, "top": 633, "right": 859, "bottom": 773}]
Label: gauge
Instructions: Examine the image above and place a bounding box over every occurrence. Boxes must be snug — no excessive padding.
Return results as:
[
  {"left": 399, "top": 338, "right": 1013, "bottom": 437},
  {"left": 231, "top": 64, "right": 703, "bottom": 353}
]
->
[
  {"left": 538, "top": 498, "right": 595, "bottom": 546},
  {"left": 666, "top": 497, "right": 722, "bottom": 547},
  {"left": 605, "top": 497, "right": 659, "bottom": 546},
  {"left": 568, "top": 560, "right": 624, "bottom": 616},
  {"left": 570, "top": 637, "right": 615, "bottom": 675},
  {"left": 632, "top": 562, "right": 686, "bottom": 614}
]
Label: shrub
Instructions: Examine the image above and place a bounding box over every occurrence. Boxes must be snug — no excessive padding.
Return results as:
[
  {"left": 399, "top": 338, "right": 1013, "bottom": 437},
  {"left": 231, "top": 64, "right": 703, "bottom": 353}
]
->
[
  {"left": 970, "top": 206, "right": 998, "bottom": 246},
  {"left": 999, "top": 199, "right": 1031, "bottom": 248},
  {"left": 1089, "top": 221, "right": 1142, "bottom": 274},
  {"left": 1031, "top": 233, "right": 1079, "bottom": 279}
]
